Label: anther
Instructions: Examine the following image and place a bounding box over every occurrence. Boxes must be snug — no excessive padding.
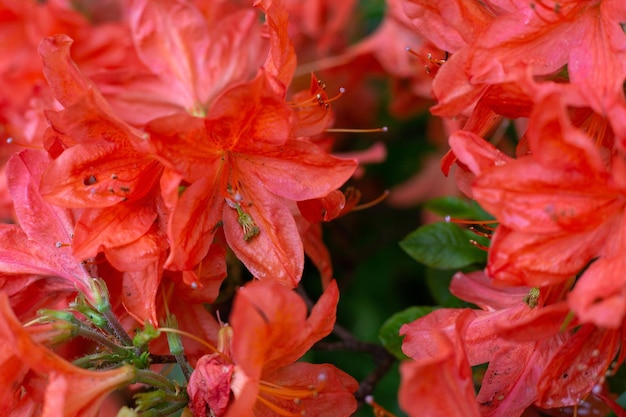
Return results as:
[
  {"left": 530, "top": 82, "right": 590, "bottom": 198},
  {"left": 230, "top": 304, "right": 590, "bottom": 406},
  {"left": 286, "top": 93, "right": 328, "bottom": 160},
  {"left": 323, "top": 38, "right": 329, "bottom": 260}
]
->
[
  {"left": 469, "top": 240, "right": 489, "bottom": 251},
  {"left": 111, "top": 174, "right": 118, "bottom": 180},
  {"left": 445, "top": 217, "right": 498, "bottom": 231},
  {"left": 5, "top": 137, "right": 42, "bottom": 149},
  {"left": 468, "top": 226, "right": 493, "bottom": 239},
  {"left": 55, "top": 241, "right": 70, "bottom": 248}
]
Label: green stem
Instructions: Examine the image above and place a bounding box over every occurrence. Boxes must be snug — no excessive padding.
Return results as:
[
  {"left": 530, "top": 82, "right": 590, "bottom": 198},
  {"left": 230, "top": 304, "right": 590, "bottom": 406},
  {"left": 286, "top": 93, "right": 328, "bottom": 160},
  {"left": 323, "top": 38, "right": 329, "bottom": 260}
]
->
[
  {"left": 102, "top": 308, "right": 134, "bottom": 347},
  {"left": 75, "top": 323, "right": 125, "bottom": 352},
  {"left": 134, "top": 369, "right": 179, "bottom": 392}
]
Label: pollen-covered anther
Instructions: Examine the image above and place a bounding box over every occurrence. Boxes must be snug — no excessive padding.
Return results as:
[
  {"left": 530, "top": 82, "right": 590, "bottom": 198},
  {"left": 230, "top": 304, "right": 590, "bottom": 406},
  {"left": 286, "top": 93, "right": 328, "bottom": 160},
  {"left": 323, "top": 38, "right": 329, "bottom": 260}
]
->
[{"left": 226, "top": 201, "right": 259, "bottom": 241}]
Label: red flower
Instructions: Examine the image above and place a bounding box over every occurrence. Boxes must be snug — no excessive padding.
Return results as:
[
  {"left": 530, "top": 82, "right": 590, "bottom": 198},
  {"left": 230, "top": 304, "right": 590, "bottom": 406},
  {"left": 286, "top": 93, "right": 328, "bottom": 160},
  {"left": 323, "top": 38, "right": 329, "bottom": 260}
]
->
[
  {"left": 147, "top": 72, "right": 356, "bottom": 286},
  {"left": 401, "top": 271, "right": 620, "bottom": 415},
  {"left": 450, "top": 93, "right": 624, "bottom": 292},
  {"left": 187, "top": 280, "right": 358, "bottom": 417},
  {"left": 105, "top": 0, "right": 265, "bottom": 125}
]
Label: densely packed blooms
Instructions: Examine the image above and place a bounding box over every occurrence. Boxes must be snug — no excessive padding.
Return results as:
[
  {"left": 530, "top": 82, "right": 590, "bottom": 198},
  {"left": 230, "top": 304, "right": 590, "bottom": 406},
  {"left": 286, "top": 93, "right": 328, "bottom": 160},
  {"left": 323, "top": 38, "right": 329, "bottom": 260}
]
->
[{"left": 2, "top": 0, "right": 626, "bottom": 416}]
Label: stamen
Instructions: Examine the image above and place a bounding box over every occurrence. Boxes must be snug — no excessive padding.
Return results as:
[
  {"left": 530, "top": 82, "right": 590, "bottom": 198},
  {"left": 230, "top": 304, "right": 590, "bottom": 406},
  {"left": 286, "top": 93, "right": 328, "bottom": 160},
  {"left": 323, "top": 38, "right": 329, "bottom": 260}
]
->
[
  {"left": 5, "top": 137, "right": 43, "bottom": 149},
  {"left": 156, "top": 327, "right": 228, "bottom": 360},
  {"left": 405, "top": 46, "right": 447, "bottom": 77},
  {"left": 256, "top": 395, "right": 305, "bottom": 416},
  {"left": 55, "top": 241, "right": 71, "bottom": 248},
  {"left": 468, "top": 226, "right": 493, "bottom": 239},
  {"left": 523, "top": 287, "right": 541, "bottom": 308},
  {"left": 255, "top": 374, "right": 327, "bottom": 416},
  {"left": 325, "top": 126, "right": 388, "bottom": 133},
  {"left": 258, "top": 377, "right": 325, "bottom": 400},
  {"left": 352, "top": 190, "right": 390, "bottom": 211},
  {"left": 365, "top": 395, "right": 397, "bottom": 417},
  {"left": 226, "top": 194, "right": 260, "bottom": 241},
  {"left": 288, "top": 87, "right": 345, "bottom": 110},
  {"left": 444, "top": 217, "right": 498, "bottom": 226}
]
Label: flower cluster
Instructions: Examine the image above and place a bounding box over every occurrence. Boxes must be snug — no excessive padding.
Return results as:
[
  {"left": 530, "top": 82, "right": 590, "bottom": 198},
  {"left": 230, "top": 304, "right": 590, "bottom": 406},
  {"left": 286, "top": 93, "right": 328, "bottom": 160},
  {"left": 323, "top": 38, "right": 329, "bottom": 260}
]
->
[
  {"left": 399, "top": 0, "right": 626, "bottom": 416},
  {"left": 3, "top": 0, "right": 626, "bottom": 416},
  {"left": 0, "top": 0, "right": 366, "bottom": 415}
]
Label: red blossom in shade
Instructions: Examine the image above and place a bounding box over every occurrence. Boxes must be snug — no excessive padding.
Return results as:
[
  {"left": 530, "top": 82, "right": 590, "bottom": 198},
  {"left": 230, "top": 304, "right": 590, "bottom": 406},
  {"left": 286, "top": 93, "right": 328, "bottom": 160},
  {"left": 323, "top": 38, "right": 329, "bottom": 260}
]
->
[
  {"left": 400, "top": 271, "right": 623, "bottom": 416},
  {"left": 187, "top": 280, "right": 358, "bottom": 417},
  {"left": 0, "top": 292, "right": 136, "bottom": 417},
  {"left": 452, "top": 89, "right": 626, "bottom": 327},
  {"left": 147, "top": 71, "right": 356, "bottom": 286}
]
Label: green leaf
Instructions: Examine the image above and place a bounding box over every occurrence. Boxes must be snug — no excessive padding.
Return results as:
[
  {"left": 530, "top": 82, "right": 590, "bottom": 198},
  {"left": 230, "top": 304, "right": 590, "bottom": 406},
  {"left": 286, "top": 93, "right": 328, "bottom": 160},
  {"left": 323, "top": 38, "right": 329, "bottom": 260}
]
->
[
  {"left": 378, "top": 306, "right": 436, "bottom": 359},
  {"left": 399, "top": 222, "right": 488, "bottom": 269},
  {"left": 424, "top": 196, "right": 493, "bottom": 220}
]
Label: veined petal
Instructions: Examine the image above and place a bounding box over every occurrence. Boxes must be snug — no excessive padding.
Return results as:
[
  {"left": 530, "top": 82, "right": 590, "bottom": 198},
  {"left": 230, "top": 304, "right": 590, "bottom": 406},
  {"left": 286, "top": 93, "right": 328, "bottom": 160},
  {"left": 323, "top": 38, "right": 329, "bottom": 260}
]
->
[
  {"left": 146, "top": 114, "right": 222, "bottom": 180},
  {"left": 71, "top": 198, "right": 157, "bottom": 260},
  {"left": 487, "top": 223, "right": 615, "bottom": 287},
  {"left": 257, "top": 362, "right": 357, "bottom": 417},
  {"left": 231, "top": 280, "right": 338, "bottom": 376},
  {"left": 238, "top": 139, "right": 357, "bottom": 201},
  {"left": 449, "top": 271, "right": 528, "bottom": 311},
  {"left": 473, "top": 158, "right": 620, "bottom": 233},
  {"left": 165, "top": 170, "right": 224, "bottom": 270},
  {"left": 254, "top": 0, "right": 296, "bottom": 92},
  {"left": 129, "top": 0, "right": 262, "bottom": 115},
  {"left": 7, "top": 150, "right": 75, "bottom": 249},
  {"left": 223, "top": 172, "right": 303, "bottom": 286},
  {"left": 537, "top": 325, "right": 620, "bottom": 408},
  {"left": 38, "top": 35, "right": 95, "bottom": 108}
]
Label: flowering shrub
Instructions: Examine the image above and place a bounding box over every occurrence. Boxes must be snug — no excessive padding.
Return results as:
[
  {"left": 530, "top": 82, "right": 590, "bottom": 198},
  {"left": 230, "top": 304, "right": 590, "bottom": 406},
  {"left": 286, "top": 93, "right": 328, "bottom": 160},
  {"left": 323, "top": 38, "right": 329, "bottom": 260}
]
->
[{"left": 1, "top": 0, "right": 626, "bottom": 416}]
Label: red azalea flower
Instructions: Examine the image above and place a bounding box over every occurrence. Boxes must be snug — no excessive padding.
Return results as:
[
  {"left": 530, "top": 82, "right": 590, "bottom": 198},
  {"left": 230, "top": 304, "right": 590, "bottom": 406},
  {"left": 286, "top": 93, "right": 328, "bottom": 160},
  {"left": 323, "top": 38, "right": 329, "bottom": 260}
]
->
[
  {"left": 455, "top": 90, "right": 626, "bottom": 327},
  {"left": 147, "top": 71, "right": 356, "bottom": 286},
  {"left": 187, "top": 280, "right": 358, "bottom": 417},
  {"left": 401, "top": 271, "right": 621, "bottom": 415},
  {"left": 104, "top": 0, "right": 265, "bottom": 125}
]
